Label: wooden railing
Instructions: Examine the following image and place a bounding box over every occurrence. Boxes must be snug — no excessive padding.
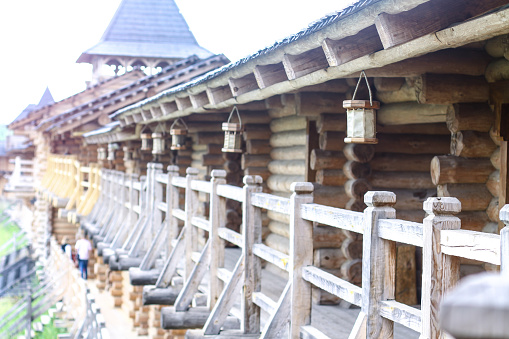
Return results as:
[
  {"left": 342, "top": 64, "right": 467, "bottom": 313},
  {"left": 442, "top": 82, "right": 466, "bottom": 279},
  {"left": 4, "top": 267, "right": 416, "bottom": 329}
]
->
[
  {"left": 45, "top": 161, "right": 509, "bottom": 338},
  {"left": 4, "top": 156, "right": 34, "bottom": 192},
  {"left": 39, "top": 154, "right": 101, "bottom": 222}
]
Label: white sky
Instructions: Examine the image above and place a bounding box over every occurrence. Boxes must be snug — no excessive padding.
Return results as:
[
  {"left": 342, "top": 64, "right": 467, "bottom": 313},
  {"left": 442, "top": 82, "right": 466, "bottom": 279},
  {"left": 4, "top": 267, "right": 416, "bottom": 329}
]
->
[{"left": 0, "top": 0, "right": 354, "bottom": 125}]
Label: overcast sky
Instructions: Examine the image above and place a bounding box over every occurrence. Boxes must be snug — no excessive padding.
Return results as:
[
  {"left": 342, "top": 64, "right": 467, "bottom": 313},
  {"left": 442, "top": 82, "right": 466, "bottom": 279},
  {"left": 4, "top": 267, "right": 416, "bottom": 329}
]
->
[{"left": 0, "top": 0, "right": 353, "bottom": 125}]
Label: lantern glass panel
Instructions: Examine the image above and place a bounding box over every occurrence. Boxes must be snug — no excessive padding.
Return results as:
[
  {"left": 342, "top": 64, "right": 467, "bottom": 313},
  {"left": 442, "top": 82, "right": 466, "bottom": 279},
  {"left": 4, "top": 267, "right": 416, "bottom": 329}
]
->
[
  {"left": 170, "top": 129, "right": 187, "bottom": 150},
  {"left": 152, "top": 133, "right": 165, "bottom": 155},
  {"left": 347, "top": 108, "right": 376, "bottom": 139},
  {"left": 141, "top": 134, "right": 152, "bottom": 151}
]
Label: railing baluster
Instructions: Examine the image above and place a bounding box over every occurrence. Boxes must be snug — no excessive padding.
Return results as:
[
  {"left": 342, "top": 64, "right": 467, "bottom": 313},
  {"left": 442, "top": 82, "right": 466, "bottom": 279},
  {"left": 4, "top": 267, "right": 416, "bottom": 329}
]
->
[
  {"left": 185, "top": 168, "right": 199, "bottom": 279},
  {"left": 500, "top": 204, "right": 509, "bottom": 277},
  {"left": 362, "top": 191, "right": 396, "bottom": 338},
  {"left": 421, "top": 197, "right": 461, "bottom": 338},
  {"left": 242, "top": 175, "right": 263, "bottom": 334},
  {"left": 209, "top": 170, "right": 226, "bottom": 309},
  {"left": 289, "top": 182, "right": 314, "bottom": 339}
]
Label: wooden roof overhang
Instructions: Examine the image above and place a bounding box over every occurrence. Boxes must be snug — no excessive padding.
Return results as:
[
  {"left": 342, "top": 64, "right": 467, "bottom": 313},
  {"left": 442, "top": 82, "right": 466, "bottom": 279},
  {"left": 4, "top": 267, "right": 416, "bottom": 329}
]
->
[
  {"left": 41, "top": 55, "right": 229, "bottom": 138},
  {"left": 82, "top": 122, "right": 139, "bottom": 145},
  {"left": 8, "top": 70, "right": 145, "bottom": 132},
  {"left": 108, "top": 0, "right": 509, "bottom": 129}
]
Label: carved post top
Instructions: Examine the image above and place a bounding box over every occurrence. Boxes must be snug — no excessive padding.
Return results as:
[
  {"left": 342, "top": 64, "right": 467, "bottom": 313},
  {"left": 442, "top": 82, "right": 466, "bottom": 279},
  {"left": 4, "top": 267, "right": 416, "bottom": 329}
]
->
[
  {"left": 211, "top": 169, "right": 227, "bottom": 179},
  {"left": 166, "top": 165, "right": 179, "bottom": 173},
  {"left": 290, "top": 182, "right": 314, "bottom": 194},
  {"left": 153, "top": 163, "right": 163, "bottom": 170},
  {"left": 364, "top": 191, "right": 396, "bottom": 207},
  {"left": 423, "top": 197, "right": 461, "bottom": 215},
  {"left": 500, "top": 204, "right": 509, "bottom": 224},
  {"left": 243, "top": 175, "right": 263, "bottom": 185},
  {"left": 186, "top": 167, "right": 199, "bottom": 176}
]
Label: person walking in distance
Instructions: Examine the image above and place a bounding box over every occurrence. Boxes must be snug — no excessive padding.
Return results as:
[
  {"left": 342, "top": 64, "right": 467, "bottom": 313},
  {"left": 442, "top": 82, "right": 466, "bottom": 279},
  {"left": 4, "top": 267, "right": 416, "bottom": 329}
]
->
[{"left": 75, "top": 234, "right": 92, "bottom": 280}]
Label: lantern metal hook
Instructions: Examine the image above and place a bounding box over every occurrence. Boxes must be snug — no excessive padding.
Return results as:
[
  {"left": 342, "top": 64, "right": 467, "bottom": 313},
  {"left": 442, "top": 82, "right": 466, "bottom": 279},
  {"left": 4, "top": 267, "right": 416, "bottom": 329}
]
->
[
  {"left": 227, "top": 106, "right": 242, "bottom": 128},
  {"left": 352, "top": 70, "right": 373, "bottom": 106},
  {"left": 170, "top": 118, "right": 188, "bottom": 131}
]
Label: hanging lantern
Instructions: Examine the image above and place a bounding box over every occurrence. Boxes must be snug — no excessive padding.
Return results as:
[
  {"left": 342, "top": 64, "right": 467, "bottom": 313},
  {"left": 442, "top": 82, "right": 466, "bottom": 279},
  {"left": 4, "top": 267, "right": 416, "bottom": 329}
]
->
[
  {"left": 222, "top": 106, "right": 243, "bottom": 153},
  {"left": 140, "top": 125, "right": 152, "bottom": 151},
  {"left": 151, "top": 123, "right": 166, "bottom": 155},
  {"left": 344, "top": 71, "right": 379, "bottom": 144},
  {"left": 97, "top": 147, "right": 106, "bottom": 160},
  {"left": 123, "top": 146, "right": 132, "bottom": 162},
  {"left": 170, "top": 118, "right": 188, "bottom": 150},
  {"left": 107, "top": 143, "right": 119, "bottom": 161}
]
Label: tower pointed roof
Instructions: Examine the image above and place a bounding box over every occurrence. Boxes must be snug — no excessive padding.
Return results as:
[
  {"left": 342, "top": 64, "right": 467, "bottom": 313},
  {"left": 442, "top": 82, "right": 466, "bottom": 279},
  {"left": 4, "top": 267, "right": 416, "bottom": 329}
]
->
[
  {"left": 11, "top": 87, "right": 55, "bottom": 124},
  {"left": 77, "top": 0, "right": 212, "bottom": 63}
]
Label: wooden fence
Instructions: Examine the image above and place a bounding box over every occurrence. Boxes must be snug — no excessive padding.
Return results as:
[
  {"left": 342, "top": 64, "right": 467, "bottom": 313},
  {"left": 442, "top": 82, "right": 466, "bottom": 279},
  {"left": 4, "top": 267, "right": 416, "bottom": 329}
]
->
[{"left": 44, "top": 159, "right": 509, "bottom": 338}]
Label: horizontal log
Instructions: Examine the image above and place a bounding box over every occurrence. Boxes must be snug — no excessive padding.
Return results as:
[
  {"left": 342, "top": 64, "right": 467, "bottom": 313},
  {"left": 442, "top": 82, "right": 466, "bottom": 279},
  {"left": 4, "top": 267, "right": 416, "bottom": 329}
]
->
[
  {"left": 370, "top": 171, "right": 434, "bottom": 189},
  {"left": 129, "top": 268, "right": 160, "bottom": 286},
  {"left": 491, "top": 148, "right": 501, "bottom": 170},
  {"left": 371, "top": 153, "right": 435, "bottom": 172},
  {"left": 268, "top": 160, "right": 306, "bottom": 175},
  {"left": 376, "top": 134, "right": 450, "bottom": 154},
  {"left": 195, "top": 132, "right": 224, "bottom": 145},
  {"left": 246, "top": 139, "right": 271, "bottom": 154},
  {"left": 266, "top": 175, "right": 304, "bottom": 192},
  {"left": 431, "top": 155, "right": 494, "bottom": 185},
  {"left": 438, "top": 184, "right": 492, "bottom": 211},
  {"left": 265, "top": 233, "right": 289, "bottom": 255},
  {"left": 446, "top": 103, "right": 495, "bottom": 133},
  {"left": 312, "top": 184, "right": 350, "bottom": 209},
  {"left": 319, "top": 131, "right": 345, "bottom": 151},
  {"left": 161, "top": 306, "right": 240, "bottom": 330},
  {"left": 316, "top": 169, "right": 348, "bottom": 186},
  {"left": 142, "top": 286, "right": 180, "bottom": 305},
  {"left": 239, "top": 111, "right": 271, "bottom": 124},
  {"left": 241, "top": 154, "right": 271, "bottom": 169},
  {"left": 310, "top": 150, "right": 347, "bottom": 170},
  {"left": 343, "top": 161, "right": 371, "bottom": 179},
  {"left": 396, "top": 210, "right": 426, "bottom": 223},
  {"left": 314, "top": 248, "right": 347, "bottom": 269},
  {"left": 295, "top": 92, "right": 346, "bottom": 116},
  {"left": 343, "top": 144, "right": 375, "bottom": 163},
  {"left": 202, "top": 154, "right": 224, "bottom": 166},
  {"left": 341, "top": 238, "right": 363, "bottom": 260},
  {"left": 374, "top": 77, "right": 405, "bottom": 92},
  {"left": 271, "top": 146, "right": 306, "bottom": 160},
  {"left": 268, "top": 221, "right": 289, "bottom": 238},
  {"left": 486, "top": 171, "right": 500, "bottom": 197},
  {"left": 313, "top": 225, "right": 347, "bottom": 249},
  {"left": 376, "top": 82, "right": 417, "bottom": 103},
  {"left": 345, "top": 198, "right": 367, "bottom": 212},
  {"left": 416, "top": 74, "right": 489, "bottom": 104},
  {"left": 316, "top": 114, "right": 346, "bottom": 134},
  {"left": 270, "top": 129, "right": 306, "bottom": 147},
  {"left": 345, "top": 179, "right": 371, "bottom": 200},
  {"left": 267, "top": 210, "right": 290, "bottom": 224},
  {"left": 270, "top": 116, "right": 307, "bottom": 133},
  {"left": 451, "top": 131, "right": 497, "bottom": 158},
  {"left": 381, "top": 188, "right": 437, "bottom": 210},
  {"left": 207, "top": 144, "right": 223, "bottom": 154},
  {"left": 377, "top": 102, "right": 450, "bottom": 125},
  {"left": 242, "top": 130, "right": 271, "bottom": 141},
  {"left": 341, "top": 259, "right": 362, "bottom": 284},
  {"left": 223, "top": 160, "right": 240, "bottom": 172},
  {"left": 485, "top": 58, "right": 509, "bottom": 83}
]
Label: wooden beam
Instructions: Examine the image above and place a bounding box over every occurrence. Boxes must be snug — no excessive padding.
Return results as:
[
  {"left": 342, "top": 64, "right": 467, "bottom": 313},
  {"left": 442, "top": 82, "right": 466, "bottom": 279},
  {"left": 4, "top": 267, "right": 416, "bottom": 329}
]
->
[
  {"left": 189, "top": 92, "right": 210, "bottom": 109},
  {"left": 206, "top": 86, "right": 233, "bottom": 105},
  {"left": 306, "top": 121, "right": 319, "bottom": 182},
  {"left": 175, "top": 96, "right": 192, "bottom": 111},
  {"left": 295, "top": 92, "right": 346, "bottom": 116},
  {"left": 228, "top": 73, "right": 259, "bottom": 97},
  {"left": 282, "top": 47, "right": 329, "bottom": 80},
  {"left": 149, "top": 106, "right": 163, "bottom": 119},
  {"left": 253, "top": 63, "right": 288, "bottom": 89},
  {"left": 160, "top": 101, "right": 178, "bottom": 116},
  {"left": 374, "top": 0, "right": 509, "bottom": 49},
  {"left": 322, "top": 25, "right": 383, "bottom": 67}
]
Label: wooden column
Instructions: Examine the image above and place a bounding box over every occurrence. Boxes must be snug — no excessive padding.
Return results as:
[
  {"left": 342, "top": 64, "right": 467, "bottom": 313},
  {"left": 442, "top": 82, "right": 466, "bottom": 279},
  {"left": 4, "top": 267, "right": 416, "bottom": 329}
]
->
[
  {"left": 209, "top": 170, "right": 226, "bottom": 309},
  {"left": 241, "top": 175, "right": 263, "bottom": 334},
  {"left": 184, "top": 167, "right": 199, "bottom": 279},
  {"left": 166, "top": 166, "right": 180, "bottom": 247},
  {"left": 421, "top": 197, "right": 461, "bottom": 338},
  {"left": 362, "top": 191, "right": 396, "bottom": 338},
  {"left": 289, "top": 182, "right": 314, "bottom": 339}
]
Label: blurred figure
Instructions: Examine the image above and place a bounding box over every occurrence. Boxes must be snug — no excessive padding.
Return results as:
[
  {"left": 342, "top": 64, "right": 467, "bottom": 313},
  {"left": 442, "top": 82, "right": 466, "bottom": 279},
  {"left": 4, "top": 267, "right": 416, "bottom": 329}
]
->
[{"left": 75, "top": 234, "right": 92, "bottom": 279}]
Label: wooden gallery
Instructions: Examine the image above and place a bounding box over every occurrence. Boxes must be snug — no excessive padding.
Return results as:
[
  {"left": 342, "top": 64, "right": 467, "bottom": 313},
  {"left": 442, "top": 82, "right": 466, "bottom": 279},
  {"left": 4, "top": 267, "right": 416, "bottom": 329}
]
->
[{"left": 8, "top": 0, "right": 509, "bottom": 338}]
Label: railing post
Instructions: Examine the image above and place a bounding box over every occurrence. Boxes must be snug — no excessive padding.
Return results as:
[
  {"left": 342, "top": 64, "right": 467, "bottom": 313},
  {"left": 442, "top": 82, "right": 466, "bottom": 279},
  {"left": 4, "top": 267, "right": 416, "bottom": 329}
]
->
[
  {"left": 289, "top": 182, "right": 314, "bottom": 339},
  {"left": 209, "top": 169, "right": 226, "bottom": 310},
  {"left": 362, "top": 191, "right": 396, "bottom": 338},
  {"left": 166, "top": 166, "right": 180, "bottom": 250},
  {"left": 421, "top": 197, "right": 461, "bottom": 339},
  {"left": 241, "top": 175, "right": 263, "bottom": 334},
  {"left": 500, "top": 204, "right": 509, "bottom": 277},
  {"left": 185, "top": 167, "right": 199, "bottom": 279},
  {"left": 152, "top": 163, "right": 164, "bottom": 238}
]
